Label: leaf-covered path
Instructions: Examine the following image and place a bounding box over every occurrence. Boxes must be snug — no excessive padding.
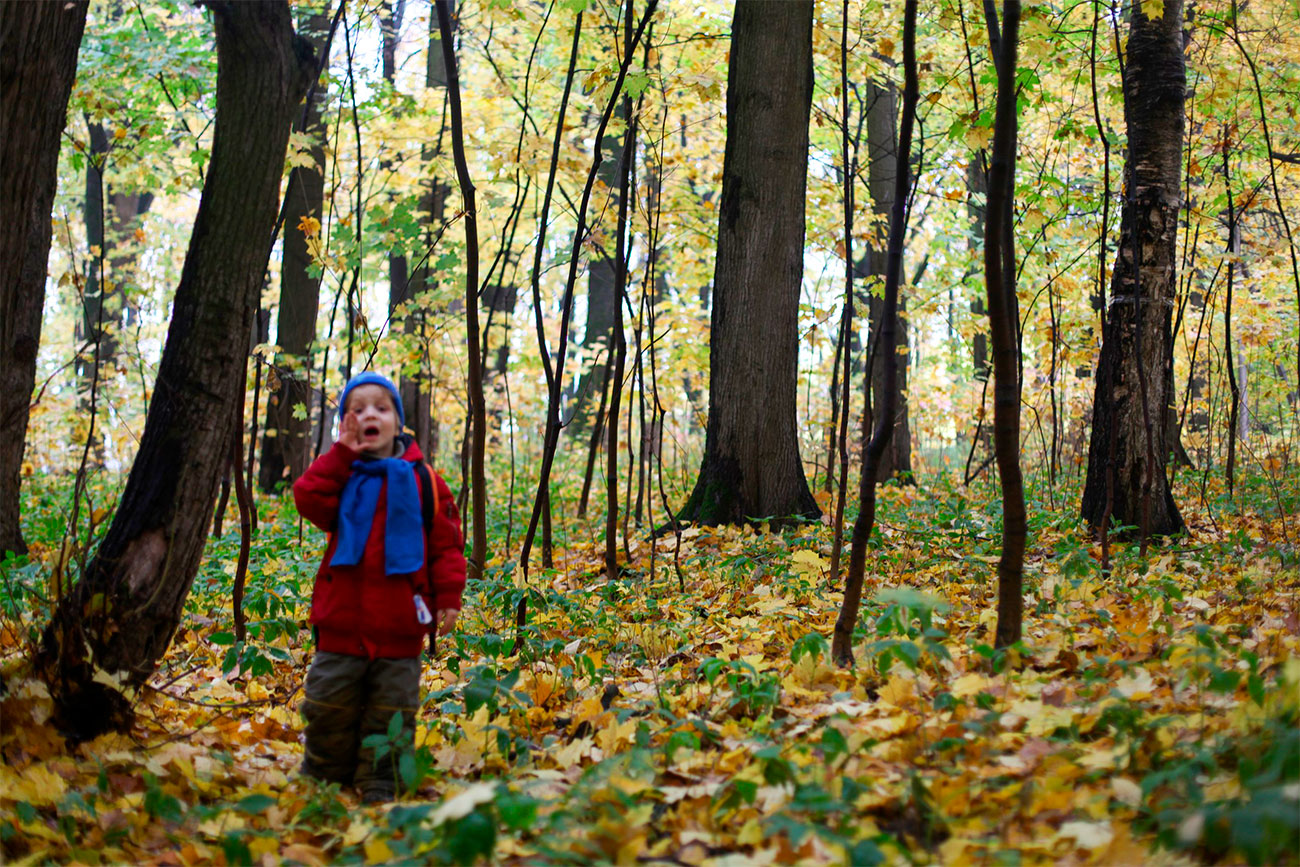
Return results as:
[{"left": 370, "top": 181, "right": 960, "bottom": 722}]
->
[{"left": 3, "top": 480, "right": 1298, "bottom": 865}]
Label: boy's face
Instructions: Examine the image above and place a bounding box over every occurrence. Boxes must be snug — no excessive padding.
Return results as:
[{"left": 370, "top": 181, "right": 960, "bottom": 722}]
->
[{"left": 345, "top": 384, "right": 400, "bottom": 457}]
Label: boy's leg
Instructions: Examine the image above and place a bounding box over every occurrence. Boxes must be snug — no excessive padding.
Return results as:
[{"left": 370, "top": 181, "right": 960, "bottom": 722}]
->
[
  {"left": 300, "top": 651, "right": 367, "bottom": 785},
  {"left": 353, "top": 657, "right": 420, "bottom": 802}
]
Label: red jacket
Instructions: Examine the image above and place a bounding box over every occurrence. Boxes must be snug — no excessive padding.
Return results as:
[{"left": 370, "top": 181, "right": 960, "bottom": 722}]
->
[{"left": 293, "top": 438, "right": 467, "bottom": 658}]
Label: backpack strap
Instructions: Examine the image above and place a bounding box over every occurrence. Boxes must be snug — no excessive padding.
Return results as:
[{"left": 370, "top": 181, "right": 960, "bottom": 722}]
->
[{"left": 413, "top": 460, "right": 437, "bottom": 536}]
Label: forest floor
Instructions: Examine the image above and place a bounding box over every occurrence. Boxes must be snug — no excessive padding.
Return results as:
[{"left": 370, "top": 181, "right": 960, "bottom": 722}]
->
[{"left": 2, "top": 472, "right": 1298, "bottom": 865}]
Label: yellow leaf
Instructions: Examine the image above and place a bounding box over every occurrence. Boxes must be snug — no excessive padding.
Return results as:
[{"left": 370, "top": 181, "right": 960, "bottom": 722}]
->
[
  {"left": 790, "top": 549, "right": 828, "bottom": 579},
  {"left": 113, "top": 127, "right": 127, "bottom": 140},
  {"left": 552, "top": 737, "right": 593, "bottom": 769},
  {"left": 965, "top": 125, "right": 993, "bottom": 151},
  {"left": 878, "top": 673, "right": 915, "bottom": 707},
  {"left": 596, "top": 716, "right": 639, "bottom": 756},
  {"left": 2, "top": 764, "right": 67, "bottom": 805},
  {"left": 572, "top": 695, "right": 607, "bottom": 729},
  {"left": 250, "top": 837, "right": 280, "bottom": 859},
  {"left": 861, "top": 712, "right": 915, "bottom": 740},
  {"left": 364, "top": 837, "right": 393, "bottom": 864},
  {"left": 950, "top": 672, "right": 988, "bottom": 698},
  {"left": 1078, "top": 743, "right": 1129, "bottom": 771}
]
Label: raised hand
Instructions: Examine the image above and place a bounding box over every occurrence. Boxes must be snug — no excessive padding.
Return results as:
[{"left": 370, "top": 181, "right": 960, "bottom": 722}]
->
[{"left": 337, "top": 410, "right": 363, "bottom": 453}]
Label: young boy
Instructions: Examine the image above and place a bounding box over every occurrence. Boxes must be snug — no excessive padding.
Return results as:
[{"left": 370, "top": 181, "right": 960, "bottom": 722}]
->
[{"left": 292, "top": 372, "right": 466, "bottom": 803}]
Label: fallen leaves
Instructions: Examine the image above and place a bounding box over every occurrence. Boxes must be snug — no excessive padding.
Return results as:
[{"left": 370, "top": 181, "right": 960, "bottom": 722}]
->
[{"left": 2, "top": 482, "right": 1298, "bottom": 864}]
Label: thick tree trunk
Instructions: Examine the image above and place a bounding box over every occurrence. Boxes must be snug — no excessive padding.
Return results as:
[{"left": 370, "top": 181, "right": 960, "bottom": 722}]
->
[
  {"left": 259, "top": 6, "right": 330, "bottom": 492},
  {"left": 1081, "top": 0, "right": 1186, "bottom": 537},
  {"left": 863, "top": 81, "right": 913, "bottom": 484},
  {"left": 0, "top": 1, "right": 89, "bottom": 557},
  {"left": 38, "top": 0, "right": 312, "bottom": 737},
  {"left": 679, "top": 0, "right": 819, "bottom": 527}
]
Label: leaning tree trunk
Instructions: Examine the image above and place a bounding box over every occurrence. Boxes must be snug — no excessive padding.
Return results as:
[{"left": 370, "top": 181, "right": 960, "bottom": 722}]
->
[
  {"left": 1081, "top": 0, "right": 1186, "bottom": 538},
  {"left": 260, "top": 5, "right": 331, "bottom": 492},
  {"left": 38, "top": 0, "right": 312, "bottom": 738},
  {"left": 678, "top": 0, "right": 819, "bottom": 527},
  {"left": 0, "top": 0, "right": 89, "bottom": 558},
  {"left": 831, "top": 0, "right": 918, "bottom": 666}
]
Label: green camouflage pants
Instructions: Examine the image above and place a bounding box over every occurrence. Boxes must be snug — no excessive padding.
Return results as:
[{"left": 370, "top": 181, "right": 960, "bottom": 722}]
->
[{"left": 299, "top": 651, "right": 419, "bottom": 799}]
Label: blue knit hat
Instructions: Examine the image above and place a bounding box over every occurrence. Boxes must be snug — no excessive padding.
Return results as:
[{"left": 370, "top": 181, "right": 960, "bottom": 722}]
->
[{"left": 338, "top": 372, "right": 405, "bottom": 428}]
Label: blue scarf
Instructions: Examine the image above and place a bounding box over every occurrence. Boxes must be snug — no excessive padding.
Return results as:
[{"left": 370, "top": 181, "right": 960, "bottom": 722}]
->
[{"left": 330, "top": 457, "right": 424, "bottom": 575}]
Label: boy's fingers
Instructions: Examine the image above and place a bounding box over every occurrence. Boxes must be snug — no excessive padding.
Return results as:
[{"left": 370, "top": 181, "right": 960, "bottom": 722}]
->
[{"left": 436, "top": 609, "right": 459, "bottom": 635}]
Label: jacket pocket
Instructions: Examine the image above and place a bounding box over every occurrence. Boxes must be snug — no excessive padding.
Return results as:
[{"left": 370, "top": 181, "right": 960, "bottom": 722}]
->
[{"left": 370, "top": 575, "right": 424, "bottom": 640}]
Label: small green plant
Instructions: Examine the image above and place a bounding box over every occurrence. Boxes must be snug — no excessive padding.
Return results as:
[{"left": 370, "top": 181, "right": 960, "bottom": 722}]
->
[
  {"left": 698, "top": 656, "right": 781, "bottom": 719},
  {"left": 864, "top": 588, "right": 951, "bottom": 675},
  {"left": 361, "top": 711, "right": 416, "bottom": 797}
]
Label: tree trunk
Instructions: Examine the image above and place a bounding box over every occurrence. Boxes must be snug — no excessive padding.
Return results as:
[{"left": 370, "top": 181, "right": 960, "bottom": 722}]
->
[
  {"left": 0, "top": 1, "right": 89, "bottom": 557},
  {"left": 435, "top": 0, "right": 487, "bottom": 583},
  {"left": 863, "top": 81, "right": 913, "bottom": 484},
  {"left": 678, "top": 0, "right": 819, "bottom": 527},
  {"left": 968, "top": 156, "right": 990, "bottom": 380},
  {"left": 80, "top": 121, "right": 154, "bottom": 465},
  {"left": 38, "top": 0, "right": 312, "bottom": 737},
  {"left": 401, "top": 3, "right": 453, "bottom": 459},
  {"left": 1081, "top": 0, "right": 1186, "bottom": 538},
  {"left": 605, "top": 1, "right": 635, "bottom": 580},
  {"left": 831, "top": 0, "right": 918, "bottom": 665},
  {"left": 984, "top": 0, "right": 1026, "bottom": 649},
  {"left": 259, "top": 5, "right": 330, "bottom": 493},
  {"left": 571, "top": 102, "right": 626, "bottom": 433}
]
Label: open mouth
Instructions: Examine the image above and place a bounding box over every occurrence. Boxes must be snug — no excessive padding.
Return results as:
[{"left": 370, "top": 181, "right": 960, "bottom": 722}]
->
[{"left": 363, "top": 425, "right": 380, "bottom": 438}]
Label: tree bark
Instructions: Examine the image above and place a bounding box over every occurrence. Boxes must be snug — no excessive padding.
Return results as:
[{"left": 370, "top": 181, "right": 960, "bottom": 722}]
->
[
  {"left": 571, "top": 101, "right": 626, "bottom": 433},
  {"left": 0, "top": 0, "right": 89, "bottom": 557},
  {"left": 984, "top": 0, "right": 1025, "bottom": 649},
  {"left": 79, "top": 120, "right": 154, "bottom": 465},
  {"left": 1081, "top": 0, "right": 1186, "bottom": 538},
  {"left": 400, "top": 3, "right": 453, "bottom": 458},
  {"left": 259, "top": 5, "right": 330, "bottom": 493},
  {"left": 863, "top": 81, "right": 914, "bottom": 484},
  {"left": 435, "top": 0, "right": 486, "bottom": 583},
  {"left": 38, "top": 0, "right": 312, "bottom": 737},
  {"left": 831, "top": 0, "right": 918, "bottom": 665},
  {"left": 678, "top": 0, "right": 819, "bottom": 527},
  {"left": 605, "top": 1, "right": 636, "bottom": 580}
]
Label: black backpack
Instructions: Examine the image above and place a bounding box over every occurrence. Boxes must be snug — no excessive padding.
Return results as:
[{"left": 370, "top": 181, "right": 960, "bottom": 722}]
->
[{"left": 413, "top": 460, "right": 436, "bottom": 536}]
